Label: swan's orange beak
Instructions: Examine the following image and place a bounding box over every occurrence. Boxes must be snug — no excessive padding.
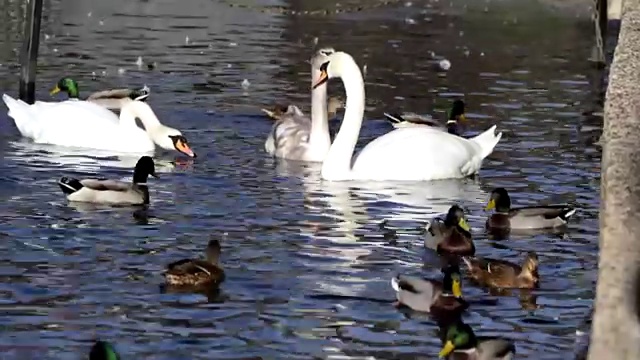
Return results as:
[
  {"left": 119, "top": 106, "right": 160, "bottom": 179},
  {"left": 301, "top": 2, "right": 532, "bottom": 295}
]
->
[
  {"left": 175, "top": 138, "right": 196, "bottom": 158},
  {"left": 313, "top": 70, "right": 328, "bottom": 90}
]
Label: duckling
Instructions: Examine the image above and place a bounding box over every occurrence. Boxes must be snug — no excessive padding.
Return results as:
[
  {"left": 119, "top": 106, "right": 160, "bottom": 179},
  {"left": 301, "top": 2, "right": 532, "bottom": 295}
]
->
[
  {"left": 391, "top": 264, "right": 468, "bottom": 317},
  {"left": 463, "top": 251, "right": 539, "bottom": 289},
  {"left": 384, "top": 99, "right": 466, "bottom": 135},
  {"left": 164, "top": 239, "right": 225, "bottom": 287},
  {"left": 50, "top": 77, "right": 150, "bottom": 110},
  {"left": 485, "top": 187, "right": 576, "bottom": 231},
  {"left": 438, "top": 319, "right": 515, "bottom": 359},
  {"left": 425, "top": 205, "right": 475, "bottom": 256},
  {"left": 261, "top": 96, "right": 344, "bottom": 121},
  {"left": 89, "top": 340, "right": 121, "bottom": 360},
  {"left": 57, "top": 156, "right": 158, "bottom": 205}
]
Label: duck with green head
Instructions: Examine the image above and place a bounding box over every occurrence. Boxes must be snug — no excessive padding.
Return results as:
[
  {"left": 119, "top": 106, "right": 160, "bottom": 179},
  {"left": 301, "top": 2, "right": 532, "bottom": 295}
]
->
[
  {"left": 89, "top": 340, "right": 121, "bottom": 360},
  {"left": 425, "top": 205, "right": 475, "bottom": 257},
  {"left": 438, "top": 319, "right": 515, "bottom": 359},
  {"left": 485, "top": 187, "right": 576, "bottom": 231},
  {"left": 50, "top": 77, "right": 150, "bottom": 110},
  {"left": 383, "top": 99, "right": 467, "bottom": 135},
  {"left": 391, "top": 263, "right": 468, "bottom": 320}
]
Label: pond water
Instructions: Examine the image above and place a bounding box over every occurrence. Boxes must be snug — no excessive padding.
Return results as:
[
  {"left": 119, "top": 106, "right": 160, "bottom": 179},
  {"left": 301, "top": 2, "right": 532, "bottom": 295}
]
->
[{"left": 0, "top": 0, "right": 601, "bottom": 358}]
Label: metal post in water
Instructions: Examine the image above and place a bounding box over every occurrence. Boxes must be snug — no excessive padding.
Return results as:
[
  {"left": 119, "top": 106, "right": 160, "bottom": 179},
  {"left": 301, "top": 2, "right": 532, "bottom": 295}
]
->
[{"left": 19, "top": 0, "right": 44, "bottom": 105}]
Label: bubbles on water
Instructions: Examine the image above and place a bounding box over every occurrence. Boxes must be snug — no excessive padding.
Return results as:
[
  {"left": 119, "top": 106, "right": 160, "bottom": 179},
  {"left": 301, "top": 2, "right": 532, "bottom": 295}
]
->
[
  {"left": 44, "top": 34, "right": 51, "bottom": 41},
  {"left": 87, "top": 12, "right": 92, "bottom": 17},
  {"left": 229, "top": 42, "right": 237, "bottom": 47},
  {"left": 101, "top": 70, "right": 107, "bottom": 77},
  {"left": 241, "top": 79, "right": 250, "bottom": 90},
  {"left": 117, "top": 68, "right": 126, "bottom": 75},
  {"left": 404, "top": 18, "right": 416, "bottom": 25},
  {"left": 185, "top": 36, "right": 190, "bottom": 45},
  {"left": 135, "top": 56, "right": 143, "bottom": 69},
  {"left": 439, "top": 59, "right": 451, "bottom": 71},
  {"left": 313, "top": 37, "right": 319, "bottom": 46},
  {"left": 362, "top": 64, "right": 368, "bottom": 77},
  {"left": 99, "top": 20, "right": 104, "bottom": 26},
  {"left": 404, "top": 1, "right": 413, "bottom": 7}
]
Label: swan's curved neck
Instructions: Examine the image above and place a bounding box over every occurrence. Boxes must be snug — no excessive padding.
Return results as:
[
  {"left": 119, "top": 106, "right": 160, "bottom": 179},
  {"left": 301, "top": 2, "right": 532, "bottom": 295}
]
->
[
  {"left": 321, "top": 59, "right": 365, "bottom": 181},
  {"left": 309, "top": 66, "right": 330, "bottom": 150},
  {"left": 119, "top": 101, "right": 162, "bottom": 130}
]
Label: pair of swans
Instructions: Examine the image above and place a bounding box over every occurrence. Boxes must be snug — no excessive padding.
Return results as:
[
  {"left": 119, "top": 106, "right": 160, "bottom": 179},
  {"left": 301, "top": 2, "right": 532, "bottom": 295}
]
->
[
  {"left": 266, "top": 50, "right": 502, "bottom": 181},
  {"left": 2, "top": 78, "right": 196, "bottom": 158}
]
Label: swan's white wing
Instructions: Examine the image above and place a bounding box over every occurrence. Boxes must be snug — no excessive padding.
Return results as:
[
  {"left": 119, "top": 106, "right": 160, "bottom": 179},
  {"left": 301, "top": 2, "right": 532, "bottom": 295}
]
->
[{"left": 351, "top": 126, "right": 500, "bottom": 181}]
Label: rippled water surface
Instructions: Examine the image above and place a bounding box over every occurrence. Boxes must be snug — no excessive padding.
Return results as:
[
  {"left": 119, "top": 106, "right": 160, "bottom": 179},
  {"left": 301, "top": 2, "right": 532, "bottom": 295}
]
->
[{"left": 0, "top": 0, "right": 601, "bottom": 358}]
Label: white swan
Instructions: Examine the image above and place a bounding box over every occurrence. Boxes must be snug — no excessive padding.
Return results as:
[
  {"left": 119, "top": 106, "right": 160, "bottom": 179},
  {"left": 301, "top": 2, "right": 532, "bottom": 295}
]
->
[
  {"left": 264, "top": 47, "right": 334, "bottom": 162},
  {"left": 313, "top": 51, "right": 502, "bottom": 181},
  {"left": 2, "top": 94, "right": 196, "bottom": 157}
]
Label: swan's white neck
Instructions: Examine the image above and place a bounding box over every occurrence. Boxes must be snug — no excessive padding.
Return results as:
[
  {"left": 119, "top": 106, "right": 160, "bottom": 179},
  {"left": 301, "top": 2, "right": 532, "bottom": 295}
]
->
[
  {"left": 309, "top": 66, "right": 330, "bottom": 155},
  {"left": 119, "top": 101, "right": 162, "bottom": 131},
  {"left": 321, "top": 58, "right": 365, "bottom": 181}
]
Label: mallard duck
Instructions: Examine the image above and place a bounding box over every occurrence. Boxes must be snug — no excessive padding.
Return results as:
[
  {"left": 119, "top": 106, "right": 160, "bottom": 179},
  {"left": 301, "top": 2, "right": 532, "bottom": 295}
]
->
[
  {"left": 439, "top": 319, "right": 515, "bottom": 359},
  {"left": 261, "top": 96, "right": 344, "bottom": 122},
  {"left": 164, "top": 239, "right": 225, "bottom": 287},
  {"left": 89, "top": 340, "right": 121, "bottom": 360},
  {"left": 485, "top": 187, "right": 576, "bottom": 231},
  {"left": 2, "top": 94, "right": 196, "bottom": 157},
  {"left": 384, "top": 100, "right": 466, "bottom": 134},
  {"left": 425, "top": 205, "right": 475, "bottom": 256},
  {"left": 391, "top": 264, "right": 468, "bottom": 317},
  {"left": 57, "top": 156, "right": 158, "bottom": 205},
  {"left": 462, "top": 251, "right": 539, "bottom": 289},
  {"left": 50, "top": 77, "right": 150, "bottom": 110}
]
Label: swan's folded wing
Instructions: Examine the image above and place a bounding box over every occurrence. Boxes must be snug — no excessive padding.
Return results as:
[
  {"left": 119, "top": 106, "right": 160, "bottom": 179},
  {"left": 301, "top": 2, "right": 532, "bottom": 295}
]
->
[{"left": 80, "top": 179, "right": 132, "bottom": 192}]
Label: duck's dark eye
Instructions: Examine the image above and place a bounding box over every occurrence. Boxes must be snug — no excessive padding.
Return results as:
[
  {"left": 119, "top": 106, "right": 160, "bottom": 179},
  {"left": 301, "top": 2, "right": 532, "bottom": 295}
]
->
[
  {"left": 319, "top": 48, "right": 335, "bottom": 56},
  {"left": 320, "top": 61, "right": 330, "bottom": 72}
]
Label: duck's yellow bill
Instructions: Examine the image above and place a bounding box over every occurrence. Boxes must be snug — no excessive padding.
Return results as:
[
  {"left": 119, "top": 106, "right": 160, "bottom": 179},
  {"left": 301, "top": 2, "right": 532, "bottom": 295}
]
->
[
  {"left": 50, "top": 85, "right": 61, "bottom": 95},
  {"left": 452, "top": 278, "right": 462, "bottom": 297},
  {"left": 459, "top": 114, "right": 467, "bottom": 123},
  {"left": 485, "top": 199, "right": 496, "bottom": 211},
  {"left": 313, "top": 70, "right": 328, "bottom": 89},
  {"left": 439, "top": 340, "right": 456, "bottom": 358},
  {"left": 458, "top": 217, "right": 470, "bottom": 232}
]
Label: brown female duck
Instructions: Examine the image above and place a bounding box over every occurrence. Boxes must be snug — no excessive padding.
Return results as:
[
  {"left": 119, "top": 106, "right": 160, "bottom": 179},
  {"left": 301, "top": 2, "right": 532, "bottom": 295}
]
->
[
  {"left": 261, "top": 96, "right": 344, "bottom": 121},
  {"left": 462, "top": 251, "right": 539, "bottom": 289},
  {"left": 425, "top": 205, "right": 475, "bottom": 256},
  {"left": 164, "top": 239, "right": 225, "bottom": 287}
]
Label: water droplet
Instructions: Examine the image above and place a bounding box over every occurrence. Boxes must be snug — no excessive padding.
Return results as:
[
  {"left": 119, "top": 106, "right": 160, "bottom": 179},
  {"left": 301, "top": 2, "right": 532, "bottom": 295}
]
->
[
  {"left": 439, "top": 59, "right": 451, "bottom": 71},
  {"left": 44, "top": 34, "right": 50, "bottom": 40},
  {"left": 404, "top": 18, "right": 416, "bottom": 25},
  {"left": 313, "top": 37, "right": 319, "bottom": 46},
  {"left": 404, "top": 1, "right": 413, "bottom": 7},
  {"left": 229, "top": 42, "right": 237, "bottom": 47},
  {"left": 185, "top": 36, "right": 190, "bottom": 45},
  {"left": 101, "top": 70, "right": 107, "bottom": 76},
  {"left": 87, "top": 12, "right": 92, "bottom": 17},
  {"left": 241, "top": 79, "right": 250, "bottom": 90},
  {"left": 135, "top": 56, "right": 143, "bottom": 68},
  {"left": 99, "top": 20, "right": 104, "bottom": 26},
  {"left": 117, "top": 68, "right": 126, "bottom": 75}
]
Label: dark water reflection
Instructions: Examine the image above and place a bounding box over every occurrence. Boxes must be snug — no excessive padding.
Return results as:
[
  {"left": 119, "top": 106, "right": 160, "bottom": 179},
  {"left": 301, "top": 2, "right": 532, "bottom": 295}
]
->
[{"left": 0, "top": 0, "right": 599, "bottom": 358}]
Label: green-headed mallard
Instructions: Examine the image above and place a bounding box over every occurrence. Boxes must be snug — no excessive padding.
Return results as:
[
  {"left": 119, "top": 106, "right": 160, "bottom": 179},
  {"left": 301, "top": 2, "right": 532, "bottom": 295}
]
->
[
  {"left": 261, "top": 96, "right": 344, "bottom": 122},
  {"left": 462, "top": 251, "right": 539, "bottom": 289},
  {"left": 58, "top": 156, "right": 158, "bottom": 205},
  {"left": 384, "top": 99, "right": 466, "bottom": 135},
  {"left": 438, "top": 319, "right": 515, "bottom": 359},
  {"left": 50, "top": 77, "right": 150, "bottom": 110},
  {"left": 164, "top": 239, "right": 225, "bottom": 287},
  {"left": 89, "top": 340, "right": 121, "bottom": 360},
  {"left": 485, "top": 187, "right": 576, "bottom": 231},
  {"left": 391, "top": 264, "right": 468, "bottom": 318},
  {"left": 425, "top": 205, "right": 475, "bottom": 256}
]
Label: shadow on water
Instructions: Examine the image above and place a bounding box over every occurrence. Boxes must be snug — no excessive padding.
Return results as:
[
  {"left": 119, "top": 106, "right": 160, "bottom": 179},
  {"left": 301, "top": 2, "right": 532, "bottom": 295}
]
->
[{"left": 0, "top": 0, "right": 600, "bottom": 358}]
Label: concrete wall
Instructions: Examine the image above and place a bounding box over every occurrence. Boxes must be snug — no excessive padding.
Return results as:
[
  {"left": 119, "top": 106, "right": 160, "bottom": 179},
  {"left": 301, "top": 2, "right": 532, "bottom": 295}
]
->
[{"left": 589, "top": 0, "right": 640, "bottom": 358}]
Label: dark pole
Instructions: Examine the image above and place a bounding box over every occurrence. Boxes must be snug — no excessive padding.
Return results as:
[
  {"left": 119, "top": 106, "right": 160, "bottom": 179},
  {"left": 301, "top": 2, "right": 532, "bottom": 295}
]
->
[
  {"left": 19, "top": 0, "right": 44, "bottom": 105},
  {"left": 599, "top": 0, "right": 608, "bottom": 53}
]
